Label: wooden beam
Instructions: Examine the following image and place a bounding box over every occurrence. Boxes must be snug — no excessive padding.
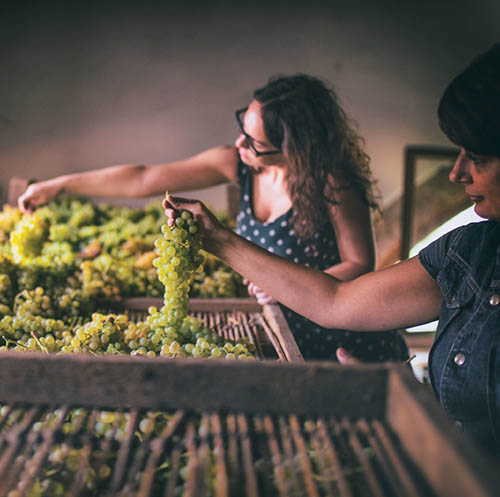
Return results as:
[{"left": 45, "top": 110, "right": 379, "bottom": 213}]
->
[{"left": 0, "top": 351, "right": 387, "bottom": 417}]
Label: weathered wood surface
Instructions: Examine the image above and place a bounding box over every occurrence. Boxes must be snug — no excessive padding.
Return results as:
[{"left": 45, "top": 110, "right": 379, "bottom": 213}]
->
[
  {"left": 0, "top": 351, "right": 388, "bottom": 417},
  {"left": 387, "top": 368, "right": 500, "bottom": 497},
  {"left": 0, "top": 351, "right": 499, "bottom": 496},
  {"left": 263, "top": 304, "right": 303, "bottom": 362}
]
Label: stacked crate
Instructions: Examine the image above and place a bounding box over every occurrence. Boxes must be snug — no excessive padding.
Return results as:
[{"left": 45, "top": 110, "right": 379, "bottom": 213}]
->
[{"left": 0, "top": 355, "right": 498, "bottom": 497}]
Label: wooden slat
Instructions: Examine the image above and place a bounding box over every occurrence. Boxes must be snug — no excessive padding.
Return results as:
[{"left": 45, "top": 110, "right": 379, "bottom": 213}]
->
[
  {"left": 261, "top": 415, "right": 289, "bottom": 497},
  {"left": 0, "top": 352, "right": 388, "bottom": 417},
  {"left": 263, "top": 304, "right": 303, "bottom": 362},
  {"left": 341, "top": 418, "right": 385, "bottom": 497},
  {"left": 210, "top": 414, "right": 229, "bottom": 497},
  {"left": 317, "top": 419, "right": 353, "bottom": 497},
  {"left": 237, "top": 415, "right": 259, "bottom": 497},
  {"left": 386, "top": 367, "right": 500, "bottom": 497},
  {"left": 253, "top": 312, "right": 287, "bottom": 362},
  {"left": 289, "top": 415, "right": 320, "bottom": 497}
]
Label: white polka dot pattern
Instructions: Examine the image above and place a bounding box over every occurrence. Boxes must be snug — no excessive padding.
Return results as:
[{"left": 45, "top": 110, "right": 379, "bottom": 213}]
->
[{"left": 236, "top": 161, "right": 409, "bottom": 362}]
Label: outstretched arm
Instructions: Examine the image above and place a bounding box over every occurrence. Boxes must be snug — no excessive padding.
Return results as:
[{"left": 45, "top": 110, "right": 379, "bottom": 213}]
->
[
  {"left": 214, "top": 230, "right": 441, "bottom": 330},
  {"left": 165, "top": 196, "right": 443, "bottom": 332},
  {"left": 18, "top": 146, "right": 238, "bottom": 213}
]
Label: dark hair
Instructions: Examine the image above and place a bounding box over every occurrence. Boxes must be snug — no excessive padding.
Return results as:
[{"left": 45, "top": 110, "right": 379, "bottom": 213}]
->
[
  {"left": 253, "top": 74, "right": 379, "bottom": 239},
  {"left": 438, "top": 43, "right": 500, "bottom": 157}
]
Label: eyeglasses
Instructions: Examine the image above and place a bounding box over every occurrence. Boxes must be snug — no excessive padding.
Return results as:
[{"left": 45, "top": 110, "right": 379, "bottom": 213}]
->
[{"left": 235, "top": 107, "right": 281, "bottom": 157}]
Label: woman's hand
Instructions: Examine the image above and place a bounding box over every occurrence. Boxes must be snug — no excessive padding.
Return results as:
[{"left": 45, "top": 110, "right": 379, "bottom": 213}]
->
[
  {"left": 18, "top": 181, "right": 61, "bottom": 214},
  {"left": 243, "top": 279, "right": 277, "bottom": 305},
  {"left": 163, "top": 195, "right": 227, "bottom": 250}
]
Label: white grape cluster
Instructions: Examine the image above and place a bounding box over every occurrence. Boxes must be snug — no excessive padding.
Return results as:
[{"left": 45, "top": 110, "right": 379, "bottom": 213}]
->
[
  {"left": 147, "top": 200, "right": 255, "bottom": 359},
  {"left": 148, "top": 208, "right": 204, "bottom": 351},
  {"left": 9, "top": 212, "right": 48, "bottom": 264},
  {"left": 153, "top": 209, "right": 204, "bottom": 323}
]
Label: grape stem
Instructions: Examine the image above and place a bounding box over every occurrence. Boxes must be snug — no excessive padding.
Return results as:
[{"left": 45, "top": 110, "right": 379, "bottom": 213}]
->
[{"left": 30, "top": 331, "right": 49, "bottom": 354}]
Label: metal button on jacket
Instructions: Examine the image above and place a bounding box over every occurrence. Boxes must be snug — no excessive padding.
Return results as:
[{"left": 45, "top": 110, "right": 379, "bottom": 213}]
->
[
  {"left": 489, "top": 294, "right": 500, "bottom": 306},
  {"left": 454, "top": 353, "right": 466, "bottom": 366}
]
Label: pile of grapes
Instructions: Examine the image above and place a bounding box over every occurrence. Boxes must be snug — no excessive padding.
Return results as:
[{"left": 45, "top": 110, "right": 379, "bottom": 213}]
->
[
  {"left": 0, "top": 194, "right": 254, "bottom": 359},
  {"left": 0, "top": 195, "right": 246, "bottom": 306}
]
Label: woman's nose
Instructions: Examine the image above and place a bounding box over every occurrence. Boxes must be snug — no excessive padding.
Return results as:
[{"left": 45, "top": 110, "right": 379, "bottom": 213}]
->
[{"left": 449, "top": 149, "right": 472, "bottom": 184}]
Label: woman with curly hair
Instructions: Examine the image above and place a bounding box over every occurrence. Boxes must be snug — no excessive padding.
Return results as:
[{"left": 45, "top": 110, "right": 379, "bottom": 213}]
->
[{"left": 18, "top": 73, "right": 408, "bottom": 362}]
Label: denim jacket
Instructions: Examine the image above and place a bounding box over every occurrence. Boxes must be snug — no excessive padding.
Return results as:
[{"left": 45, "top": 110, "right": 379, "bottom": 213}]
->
[{"left": 419, "top": 220, "right": 500, "bottom": 458}]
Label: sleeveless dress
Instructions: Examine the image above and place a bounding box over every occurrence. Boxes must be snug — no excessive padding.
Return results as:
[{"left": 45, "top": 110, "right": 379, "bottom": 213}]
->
[{"left": 236, "top": 162, "right": 409, "bottom": 362}]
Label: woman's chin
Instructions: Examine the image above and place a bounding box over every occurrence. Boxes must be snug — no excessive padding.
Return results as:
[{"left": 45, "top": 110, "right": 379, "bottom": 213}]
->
[{"left": 473, "top": 204, "right": 496, "bottom": 220}]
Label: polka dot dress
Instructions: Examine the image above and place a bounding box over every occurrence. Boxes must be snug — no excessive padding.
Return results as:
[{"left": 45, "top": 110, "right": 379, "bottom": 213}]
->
[{"left": 236, "top": 162, "right": 409, "bottom": 362}]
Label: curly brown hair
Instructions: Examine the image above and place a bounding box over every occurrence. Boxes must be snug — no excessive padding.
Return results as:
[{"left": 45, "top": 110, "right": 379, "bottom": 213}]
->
[{"left": 253, "top": 74, "right": 379, "bottom": 239}]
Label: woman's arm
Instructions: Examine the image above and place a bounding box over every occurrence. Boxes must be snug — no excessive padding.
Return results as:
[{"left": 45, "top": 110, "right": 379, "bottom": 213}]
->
[
  {"left": 246, "top": 187, "right": 375, "bottom": 304},
  {"left": 18, "top": 146, "right": 238, "bottom": 213},
  {"left": 165, "top": 196, "right": 443, "bottom": 332},
  {"left": 323, "top": 186, "right": 376, "bottom": 281},
  {"left": 215, "top": 232, "right": 442, "bottom": 330}
]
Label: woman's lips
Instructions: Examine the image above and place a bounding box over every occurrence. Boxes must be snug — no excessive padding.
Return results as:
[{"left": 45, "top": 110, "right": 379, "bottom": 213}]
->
[{"left": 469, "top": 194, "right": 484, "bottom": 203}]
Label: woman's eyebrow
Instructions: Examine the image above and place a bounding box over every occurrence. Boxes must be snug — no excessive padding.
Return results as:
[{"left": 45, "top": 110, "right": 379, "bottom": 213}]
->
[
  {"left": 243, "top": 127, "right": 271, "bottom": 148},
  {"left": 253, "top": 136, "right": 271, "bottom": 147},
  {"left": 241, "top": 114, "right": 273, "bottom": 148},
  {"left": 465, "top": 151, "right": 488, "bottom": 161}
]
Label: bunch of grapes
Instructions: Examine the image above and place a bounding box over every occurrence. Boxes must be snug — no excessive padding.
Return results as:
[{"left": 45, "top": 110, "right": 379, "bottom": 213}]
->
[
  {"left": 0, "top": 255, "right": 16, "bottom": 307},
  {"left": 0, "top": 204, "right": 22, "bottom": 240},
  {"left": 152, "top": 208, "right": 204, "bottom": 329},
  {"left": 67, "top": 313, "right": 134, "bottom": 355},
  {"left": 0, "top": 303, "right": 66, "bottom": 353},
  {"left": 145, "top": 201, "right": 254, "bottom": 360},
  {"left": 191, "top": 251, "right": 247, "bottom": 298},
  {"left": 9, "top": 212, "right": 48, "bottom": 264}
]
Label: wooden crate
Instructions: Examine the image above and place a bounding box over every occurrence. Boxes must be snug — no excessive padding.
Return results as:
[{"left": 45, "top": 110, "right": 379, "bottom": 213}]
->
[
  {"left": 7, "top": 177, "right": 302, "bottom": 362},
  {"left": 0, "top": 354, "right": 498, "bottom": 497}
]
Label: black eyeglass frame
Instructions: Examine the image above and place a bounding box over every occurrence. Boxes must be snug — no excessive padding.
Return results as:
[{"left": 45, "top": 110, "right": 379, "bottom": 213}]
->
[{"left": 235, "top": 107, "right": 281, "bottom": 157}]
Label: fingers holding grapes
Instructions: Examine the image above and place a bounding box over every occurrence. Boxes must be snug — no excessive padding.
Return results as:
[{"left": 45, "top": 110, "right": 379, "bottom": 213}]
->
[
  {"left": 18, "top": 183, "right": 59, "bottom": 214},
  {"left": 163, "top": 195, "right": 224, "bottom": 241}
]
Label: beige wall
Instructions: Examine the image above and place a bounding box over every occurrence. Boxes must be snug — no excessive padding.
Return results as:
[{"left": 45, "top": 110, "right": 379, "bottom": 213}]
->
[{"left": 1, "top": 1, "right": 498, "bottom": 210}]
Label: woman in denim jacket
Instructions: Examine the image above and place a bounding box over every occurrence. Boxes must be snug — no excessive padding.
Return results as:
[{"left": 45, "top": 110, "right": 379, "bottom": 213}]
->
[{"left": 164, "top": 44, "right": 500, "bottom": 458}]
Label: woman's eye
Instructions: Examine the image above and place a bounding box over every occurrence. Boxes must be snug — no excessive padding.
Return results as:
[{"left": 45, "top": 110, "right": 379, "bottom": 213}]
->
[
  {"left": 467, "top": 153, "right": 487, "bottom": 166},
  {"left": 473, "top": 157, "right": 489, "bottom": 167}
]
